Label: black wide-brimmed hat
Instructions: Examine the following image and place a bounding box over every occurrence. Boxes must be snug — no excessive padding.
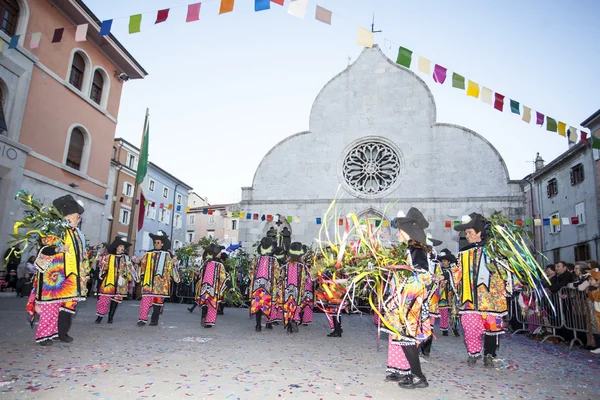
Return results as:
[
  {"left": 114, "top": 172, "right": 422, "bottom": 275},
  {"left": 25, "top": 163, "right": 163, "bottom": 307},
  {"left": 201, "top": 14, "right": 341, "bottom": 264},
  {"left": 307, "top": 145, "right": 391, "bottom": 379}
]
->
[
  {"left": 203, "top": 244, "right": 215, "bottom": 260},
  {"left": 437, "top": 248, "right": 456, "bottom": 263},
  {"left": 258, "top": 237, "right": 274, "bottom": 255},
  {"left": 426, "top": 233, "right": 443, "bottom": 247},
  {"left": 53, "top": 194, "right": 84, "bottom": 216},
  {"left": 211, "top": 245, "right": 226, "bottom": 258},
  {"left": 149, "top": 230, "right": 171, "bottom": 251},
  {"left": 288, "top": 242, "right": 306, "bottom": 258},
  {"left": 108, "top": 236, "right": 131, "bottom": 254},
  {"left": 453, "top": 213, "right": 486, "bottom": 233},
  {"left": 272, "top": 247, "right": 287, "bottom": 261},
  {"left": 392, "top": 207, "right": 428, "bottom": 244}
]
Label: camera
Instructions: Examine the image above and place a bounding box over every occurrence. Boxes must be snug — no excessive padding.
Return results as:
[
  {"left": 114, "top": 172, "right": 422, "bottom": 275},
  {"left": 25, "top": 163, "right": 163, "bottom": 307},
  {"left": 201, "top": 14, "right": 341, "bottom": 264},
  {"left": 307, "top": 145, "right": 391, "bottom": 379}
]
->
[{"left": 116, "top": 72, "right": 130, "bottom": 82}]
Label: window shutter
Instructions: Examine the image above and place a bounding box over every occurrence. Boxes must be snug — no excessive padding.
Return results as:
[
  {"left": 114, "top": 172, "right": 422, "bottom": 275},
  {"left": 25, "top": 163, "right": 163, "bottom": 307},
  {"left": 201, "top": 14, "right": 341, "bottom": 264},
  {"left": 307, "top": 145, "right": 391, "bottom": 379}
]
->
[
  {"left": 547, "top": 184, "right": 551, "bottom": 198},
  {"left": 67, "top": 128, "right": 85, "bottom": 169},
  {"left": 570, "top": 170, "right": 574, "bottom": 186}
]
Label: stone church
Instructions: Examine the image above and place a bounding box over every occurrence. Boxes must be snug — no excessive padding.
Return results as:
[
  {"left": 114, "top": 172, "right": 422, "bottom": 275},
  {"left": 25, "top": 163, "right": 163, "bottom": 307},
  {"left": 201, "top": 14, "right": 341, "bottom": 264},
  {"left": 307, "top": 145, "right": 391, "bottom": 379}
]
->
[{"left": 238, "top": 46, "right": 523, "bottom": 251}]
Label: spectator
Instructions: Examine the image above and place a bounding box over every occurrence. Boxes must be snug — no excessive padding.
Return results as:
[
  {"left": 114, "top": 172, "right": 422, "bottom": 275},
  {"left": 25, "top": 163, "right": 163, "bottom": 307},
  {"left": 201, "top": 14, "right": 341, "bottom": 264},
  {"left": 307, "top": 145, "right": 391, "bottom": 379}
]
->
[
  {"left": 586, "top": 267, "right": 600, "bottom": 354},
  {"left": 566, "top": 263, "right": 575, "bottom": 273},
  {"left": 25, "top": 256, "right": 37, "bottom": 277},
  {"left": 3, "top": 245, "right": 21, "bottom": 291},
  {"left": 547, "top": 261, "right": 572, "bottom": 294}
]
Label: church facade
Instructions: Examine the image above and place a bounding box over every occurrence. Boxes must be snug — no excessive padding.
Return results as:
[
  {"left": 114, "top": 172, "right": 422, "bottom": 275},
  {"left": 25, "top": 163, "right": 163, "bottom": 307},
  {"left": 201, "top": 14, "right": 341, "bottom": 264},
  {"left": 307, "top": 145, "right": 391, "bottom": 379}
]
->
[{"left": 239, "top": 46, "right": 524, "bottom": 251}]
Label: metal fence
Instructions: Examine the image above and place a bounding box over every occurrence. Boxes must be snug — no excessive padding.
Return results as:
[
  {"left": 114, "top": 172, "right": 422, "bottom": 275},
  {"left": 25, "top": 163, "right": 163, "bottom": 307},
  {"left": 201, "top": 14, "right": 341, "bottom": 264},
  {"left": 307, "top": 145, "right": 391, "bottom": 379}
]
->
[{"left": 560, "top": 287, "right": 599, "bottom": 349}]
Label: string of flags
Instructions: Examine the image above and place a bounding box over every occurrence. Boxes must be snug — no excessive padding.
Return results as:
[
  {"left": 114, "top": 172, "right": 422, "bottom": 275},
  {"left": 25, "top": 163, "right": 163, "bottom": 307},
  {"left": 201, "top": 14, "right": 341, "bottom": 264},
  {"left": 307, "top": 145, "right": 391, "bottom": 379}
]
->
[{"left": 443, "top": 216, "right": 582, "bottom": 228}]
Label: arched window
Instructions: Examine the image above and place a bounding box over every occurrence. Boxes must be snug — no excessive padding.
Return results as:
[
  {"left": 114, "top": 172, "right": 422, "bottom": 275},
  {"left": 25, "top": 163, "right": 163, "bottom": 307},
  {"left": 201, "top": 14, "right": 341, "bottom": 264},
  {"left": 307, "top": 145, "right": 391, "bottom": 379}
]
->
[
  {"left": 66, "top": 127, "right": 85, "bottom": 170},
  {"left": 90, "top": 69, "right": 104, "bottom": 105},
  {"left": 0, "top": 84, "right": 7, "bottom": 135},
  {"left": 0, "top": 0, "right": 19, "bottom": 36},
  {"left": 69, "top": 52, "right": 86, "bottom": 90}
]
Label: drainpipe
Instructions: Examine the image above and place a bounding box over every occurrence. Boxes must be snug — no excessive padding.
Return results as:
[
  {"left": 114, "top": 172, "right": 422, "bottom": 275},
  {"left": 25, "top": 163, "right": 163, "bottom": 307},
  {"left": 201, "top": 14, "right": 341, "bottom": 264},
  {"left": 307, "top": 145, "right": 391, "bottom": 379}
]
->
[
  {"left": 528, "top": 177, "right": 537, "bottom": 252},
  {"left": 170, "top": 182, "right": 181, "bottom": 246},
  {"left": 108, "top": 165, "right": 123, "bottom": 242}
]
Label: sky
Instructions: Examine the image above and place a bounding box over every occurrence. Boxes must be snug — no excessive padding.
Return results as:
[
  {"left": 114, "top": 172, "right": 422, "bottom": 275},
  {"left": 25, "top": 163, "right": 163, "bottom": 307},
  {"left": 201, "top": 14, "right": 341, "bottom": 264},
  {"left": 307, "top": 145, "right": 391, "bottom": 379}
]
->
[{"left": 84, "top": 0, "right": 600, "bottom": 204}]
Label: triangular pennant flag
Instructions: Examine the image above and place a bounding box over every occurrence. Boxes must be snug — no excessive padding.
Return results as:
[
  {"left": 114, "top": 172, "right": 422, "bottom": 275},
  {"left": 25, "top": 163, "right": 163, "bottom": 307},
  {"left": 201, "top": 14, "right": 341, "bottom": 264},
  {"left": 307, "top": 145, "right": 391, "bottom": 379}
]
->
[
  {"left": 536, "top": 112, "right": 544, "bottom": 126},
  {"left": 129, "top": 14, "right": 142, "bottom": 34},
  {"left": 396, "top": 47, "right": 412, "bottom": 68},
  {"left": 357, "top": 27, "right": 373, "bottom": 48},
  {"left": 546, "top": 117, "right": 558, "bottom": 132},
  {"left": 255, "top": 0, "right": 270, "bottom": 11},
  {"left": 494, "top": 93, "right": 505, "bottom": 111},
  {"left": 52, "top": 28, "right": 64, "bottom": 43},
  {"left": 75, "top": 24, "right": 88, "bottom": 42},
  {"left": 561, "top": 217, "right": 570, "bottom": 225},
  {"left": 156, "top": 9, "right": 170, "bottom": 24},
  {"left": 558, "top": 122, "right": 567, "bottom": 137},
  {"left": 452, "top": 73, "right": 465, "bottom": 89},
  {"left": 510, "top": 99, "right": 520, "bottom": 114},
  {"left": 29, "top": 32, "right": 41, "bottom": 49},
  {"left": 418, "top": 57, "right": 431, "bottom": 74},
  {"left": 480, "top": 87, "right": 493, "bottom": 104},
  {"left": 433, "top": 65, "right": 447, "bottom": 84},
  {"left": 288, "top": 0, "right": 308, "bottom": 19},
  {"left": 315, "top": 5, "right": 332, "bottom": 24},
  {"left": 466, "top": 80, "right": 480, "bottom": 98},
  {"left": 186, "top": 3, "right": 201, "bottom": 22},
  {"left": 100, "top": 20, "right": 113, "bottom": 36},
  {"left": 522, "top": 106, "right": 532, "bottom": 123},
  {"left": 219, "top": 0, "right": 234, "bottom": 14}
]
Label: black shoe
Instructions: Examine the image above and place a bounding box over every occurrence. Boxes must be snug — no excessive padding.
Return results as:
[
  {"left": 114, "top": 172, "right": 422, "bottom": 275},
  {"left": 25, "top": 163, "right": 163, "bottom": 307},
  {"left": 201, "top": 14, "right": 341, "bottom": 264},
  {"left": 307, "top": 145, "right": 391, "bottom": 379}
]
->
[
  {"left": 187, "top": 308, "right": 194, "bottom": 313},
  {"left": 467, "top": 356, "right": 479, "bottom": 367},
  {"left": 137, "top": 321, "right": 146, "bottom": 326},
  {"left": 39, "top": 340, "right": 53, "bottom": 346},
  {"left": 58, "top": 334, "right": 74, "bottom": 343},
  {"left": 204, "top": 325, "right": 213, "bottom": 328},
  {"left": 442, "top": 330, "right": 448, "bottom": 336},
  {"left": 302, "top": 323, "right": 308, "bottom": 326},
  {"left": 107, "top": 315, "right": 114, "bottom": 324},
  {"left": 255, "top": 325, "right": 262, "bottom": 332},
  {"left": 95, "top": 316, "right": 103, "bottom": 324},
  {"left": 272, "top": 321, "right": 279, "bottom": 326},
  {"left": 421, "top": 352, "right": 430, "bottom": 358},
  {"left": 149, "top": 321, "right": 158, "bottom": 326},
  {"left": 327, "top": 330, "right": 341, "bottom": 337},
  {"left": 452, "top": 328, "right": 461, "bottom": 337},
  {"left": 201, "top": 317, "right": 205, "bottom": 327},
  {"left": 265, "top": 323, "right": 273, "bottom": 330},
  {"left": 483, "top": 354, "right": 494, "bottom": 368},
  {"left": 292, "top": 322, "right": 299, "bottom": 333},
  {"left": 398, "top": 375, "right": 429, "bottom": 389},
  {"left": 385, "top": 373, "right": 404, "bottom": 382}
]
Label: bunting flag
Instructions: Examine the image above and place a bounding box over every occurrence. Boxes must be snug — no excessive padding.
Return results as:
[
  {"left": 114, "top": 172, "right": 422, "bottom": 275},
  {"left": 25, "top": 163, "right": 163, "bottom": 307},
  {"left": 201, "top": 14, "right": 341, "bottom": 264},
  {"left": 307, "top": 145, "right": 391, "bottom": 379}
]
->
[
  {"left": 294, "top": 217, "right": 300, "bottom": 223},
  {"left": 453, "top": 221, "right": 460, "bottom": 226},
  {"left": 357, "top": 26, "right": 373, "bottom": 48},
  {"left": 383, "top": 220, "right": 390, "bottom": 227},
  {"left": 288, "top": 0, "right": 308, "bottom": 19},
  {"left": 558, "top": 122, "right": 567, "bottom": 137},
  {"left": 494, "top": 93, "right": 505, "bottom": 111},
  {"left": 536, "top": 112, "right": 544, "bottom": 126},
  {"left": 253, "top": 213, "right": 259, "bottom": 220},
  {"left": 255, "top": 0, "right": 270, "bottom": 12},
  {"left": 516, "top": 219, "right": 523, "bottom": 226},
  {"left": 267, "top": 215, "right": 273, "bottom": 221},
  {"left": 51, "top": 28, "right": 64, "bottom": 43},
  {"left": 543, "top": 218, "right": 550, "bottom": 226},
  {"left": 208, "top": 209, "right": 214, "bottom": 215},
  {"left": 240, "top": 212, "right": 246, "bottom": 218},
  {"left": 316, "top": 217, "right": 322, "bottom": 225},
  {"left": 233, "top": 212, "right": 239, "bottom": 218},
  {"left": 510, "top": 99, "right": 520, "bottom": 114},
  {"left": 466, "top": 80, "right": 480, "bottom": 98},
  {"left": 219, "top": 0, "right": 234, "bottom": 14},
  {"left": 105, "top": 194, "right": 109, "bottom": 200},
  {"left": 396, "top": 47, "right": 412, "bottom": 68},
  {"left": 261, "top": 215, "right": 266, "bottom": 221},
  {"left": 160, "top": 203, "right": 165, "bottom": 209},
  {"left": 119, "top": 197, "right": 124, "bottom": 203},
  {"left": 176, "top": 205, "right": 181, "bottom": 211},
  {"left": 534, "top": 218, "right": 542, "bottom": 227},
  {"left": 375, "top": 220, "right": 381, "bottom": 228},
  {"left": 525, "top": 219, "right": 532, "bottom": 226},
  {"left": 129, "top": 14, "right": 142, "bottom": 34},
  {"left": 272, "top": 0, "right": 284, "bottom": 4},
  {"left": 551, "top": 218, "right": 560, "bottom": 226},
  {"left": 29, "top": 32, "right": 41, "bottom": 49},
  {"left": 226, "top": 212, "right": 232, "bottom": 217},
  {"left": 568, "top": 127, "right": 578, "bottom": 143},
  {"left": 546, "top": 117, "right": 557, "bottom": 132},
  {"left": 246, "top": 213, "right": 252, "bottom": 220},
  {"left": 186, "top": 3, "right": 201, "bottom": 22},
  {"left": 113, "top": 196, "right": 117, "bottom": 201},
  {"left": 75, "top": 24, "right": 88, "bottom": 42},
  {"left": 571, "top": 216, "right": 579, "bottom": 225},
  {"left": 444, "top": 220, "right": 451, "bottom": 228},
  {"left": 156, "top": 9, "right": 170, "bottom": 24},
  {"left": 287, "top": 216, "right": 293, "bottom": 222},
  {"left": 418, "top": 56, "right": 431, "bottom": 74},
  {"left": 433, "top": 65, "right": 447, "bottom": 84},
  {"left": 580, "top": 131, "right": 589, "bottom": 147},
  {"left": 338, "top": 218, "right": 344, "bottom": 226},
  {"left": 590, "top": 135, "right": 600, "bottom": 150},
  {"left": 480, "top": 87, "right": 493, "bottom": 105},
  {"left": 522, "top": 106, "right": 532, "bottom": 123},
  {"left": 561, "top": 217, "right": 570, "bottom": 226},
  {"left": 100, "top": 20, "right": 113, "bottom": 36},
  {"left": 452, "top": 73, "right": 465, "bottom": 89},
  {"left": 315, "top": 6, "right": 332, "bottom": 24}
]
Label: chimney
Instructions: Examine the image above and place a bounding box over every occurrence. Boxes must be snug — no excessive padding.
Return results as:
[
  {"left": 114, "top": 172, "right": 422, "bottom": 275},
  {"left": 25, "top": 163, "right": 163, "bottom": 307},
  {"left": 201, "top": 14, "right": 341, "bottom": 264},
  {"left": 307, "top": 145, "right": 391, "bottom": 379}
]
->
[{"left": 534, "top": 153, "right": 545, "bottom": 171}]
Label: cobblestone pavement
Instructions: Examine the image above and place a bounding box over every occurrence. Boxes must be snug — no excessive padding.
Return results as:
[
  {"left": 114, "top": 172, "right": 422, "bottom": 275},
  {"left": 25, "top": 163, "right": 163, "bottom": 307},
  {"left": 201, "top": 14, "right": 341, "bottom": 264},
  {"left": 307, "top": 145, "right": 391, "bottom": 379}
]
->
[{"left": 0, "top": 297, "right": 598, "bottom": 400}]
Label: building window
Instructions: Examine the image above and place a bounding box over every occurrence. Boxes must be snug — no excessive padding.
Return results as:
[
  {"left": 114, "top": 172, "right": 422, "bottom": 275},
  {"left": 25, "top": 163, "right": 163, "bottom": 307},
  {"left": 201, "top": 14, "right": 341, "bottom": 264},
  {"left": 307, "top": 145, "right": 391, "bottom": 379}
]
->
[
  {"left": 186, "top": 231, "right": 194, "bottom": 243},
  {"left": 163, "top": 187, "right": 169, "bottom": 198},
  {"left": 173, "top": 240, "right": 181, "bottom": 250},
  {"left": 207, "top": 231, "right": 215, "bottom": 239},
  {"left": 0, "top": 84, "right": 7, "bottom": 135},
  {"left": 546, "top": 178, "right": 558, "bottom": 198},
  {"left": 552, "top": 248, "right": 560, "bottom": 264},
  {"left": 174, "top": 213, "right": 182, "bottom": 229},
  {"left": 550, "top": 212, "right": 561, "bottom": 234},
  {"left": 188, "top": 214, "right": 195, "bottom": 225},
  {"left": 574, "top": 243, "right": 591, "bottom": 262},
  {"left": 148, "top": 179, "right": 155, "bottom": 192},
  {"left": 69, "top": 52, "right": 86, "bottom": 90},
  {"left": 123, "top": 182, "right": 133, "bottom": 197},
  {"left": 90, "top": 70, "right": 104, "bottom": 105},
  {"left": 231, "top": 220, "right": 237, "bottom": 230},
  {"left": 66, "top": 127, "right": 85, "bottom": 170},
  {"left": 208, "top": 215, "right": 215, "bottom": 224},
  {"left": 145, "top": 205, "right": 156, "bottom": 220},
  {"left": 570, "top": 163, "right": 584, "bottom": 186},
  {"left": 127, "top": 153, "right": 137, "bottom": 170},
  {"left": 111, "top": 146, "right": 117, "bottom": 161},
  {"left": 0, "top": 0, "right": 19, "bottom": 37},
  {"left": 159, "top": 208, "right": 170, "bottom": 224},
  {"left": 176, "top": 193, "right": 182, "bottom": 205},
  {"left": 119, "top": 208, "right": 131, "bottom": 225},
  {"left": 575, "top": 202, "right": 586, "bottom": 225}
]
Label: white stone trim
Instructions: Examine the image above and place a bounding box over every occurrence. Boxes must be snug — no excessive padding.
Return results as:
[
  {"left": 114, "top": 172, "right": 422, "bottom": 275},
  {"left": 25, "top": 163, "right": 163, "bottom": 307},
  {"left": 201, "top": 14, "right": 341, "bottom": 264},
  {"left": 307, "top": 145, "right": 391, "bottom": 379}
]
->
[
  {"left": 34, "top": 61, "right": 118, "bottom": 123},
  {"left": 66, "top": 47, "right": 92, "bottom": 95},
  {"left": 89, "top": 66, "right": 110, "bottom": 109},
  {"left": 28, "top": 150, "right": 108, "bottom": 189},
  {"left": 62, "top": 123, "right": 92, "bottom": 174},
  {"left": 15, "top": 0, "right": 30, "bottom": 38}
]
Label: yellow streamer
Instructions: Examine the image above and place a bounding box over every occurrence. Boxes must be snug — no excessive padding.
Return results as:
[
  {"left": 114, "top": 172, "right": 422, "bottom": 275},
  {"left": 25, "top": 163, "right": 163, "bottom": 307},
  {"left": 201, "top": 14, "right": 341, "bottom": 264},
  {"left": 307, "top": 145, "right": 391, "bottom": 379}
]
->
[
  {"left": 105, "top": 255, "right": 116, "bottom": 287},
  {"left": 143, "top": 253, "right": 153, "bottom": 286},
  {"left": 64, "top": 230, "right": 78, "bottom": 277}
]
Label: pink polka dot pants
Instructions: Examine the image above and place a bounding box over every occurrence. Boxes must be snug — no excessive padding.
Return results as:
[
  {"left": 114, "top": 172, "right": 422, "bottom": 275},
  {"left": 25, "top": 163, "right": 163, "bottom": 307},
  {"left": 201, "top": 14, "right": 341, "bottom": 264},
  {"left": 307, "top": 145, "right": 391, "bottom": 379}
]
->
[
  {"left": 96, "top": 295, "right": 110, "bottom": 317},
  {"left": 387, "top": 335, "right": 410, "bottom": 374},
  {"left": 204, "top": 303, "right": 218, "bottom": 325},
  {"left": 36, "top": 303, "right": 61, "bottom": 342},
  {"left": 439, "top": 308, "right": 450, "bottom": 330},
  {"left": 300, "top": 306, "right": 313, "bottom": 324},
  {"left": 462, "top": 313, "right": 485, "bottom": 356},
  {"left": 138, "top": 296, "right": 153, "bottom": 322}
]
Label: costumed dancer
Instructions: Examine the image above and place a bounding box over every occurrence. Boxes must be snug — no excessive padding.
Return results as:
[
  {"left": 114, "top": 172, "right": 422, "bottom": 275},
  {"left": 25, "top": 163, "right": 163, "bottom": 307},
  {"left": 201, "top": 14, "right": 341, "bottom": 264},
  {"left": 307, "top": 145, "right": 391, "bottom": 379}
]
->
[
  {"left": 453, "top": 213, "right": 511, "bottom": 367},
  {"left": 189, "top": 244, "right": 214, "bottom": 313},
  {"left": 281, "top": 242, "right": 306, "bottom": 334},
  {"left": 267, "top": 247, "right": 286, "bottom": 327},
  {"left": 315, "top": 270, "right": 347, "bottom": 338},
  {"left": 299, "top": 245, "right": 314, "bottom": 326},
  {"left": 196, "top": 245, "right": 227, "bottom": 328},
  {"left": 249, "top": 238, "right": 280, "bottom": 332},
  {"left": 95, "top": 236, "right": 135, "bottom": 324},
  {"left": 436, "top": 248, "right": 460, "bottom": 336},
  {"left": 137, "top": 230, "right": 180, "bottom": 326},
  {"left": 26, "top": 195, "right": 89, "bottom": 345}
]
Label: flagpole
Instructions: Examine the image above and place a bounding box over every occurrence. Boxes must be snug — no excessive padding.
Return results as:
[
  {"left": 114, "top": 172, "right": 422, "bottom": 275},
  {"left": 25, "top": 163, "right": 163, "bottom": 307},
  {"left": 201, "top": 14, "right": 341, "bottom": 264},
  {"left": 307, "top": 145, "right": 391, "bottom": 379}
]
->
[{"left": 127, "top": 108, "right": 149, "bottom": 255}]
